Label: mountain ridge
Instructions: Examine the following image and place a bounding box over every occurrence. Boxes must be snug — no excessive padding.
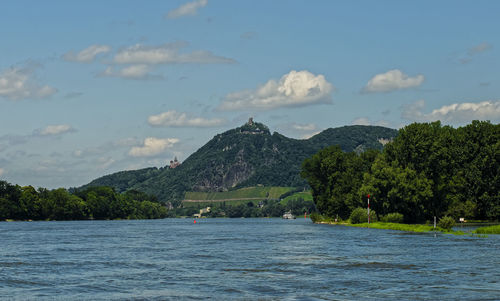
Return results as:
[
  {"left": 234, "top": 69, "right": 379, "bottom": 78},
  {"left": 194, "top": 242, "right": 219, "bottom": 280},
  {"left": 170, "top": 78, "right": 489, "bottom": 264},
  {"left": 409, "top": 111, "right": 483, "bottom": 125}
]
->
[{"left": 81, "top": 120, "right": 398, "bottom": 204}]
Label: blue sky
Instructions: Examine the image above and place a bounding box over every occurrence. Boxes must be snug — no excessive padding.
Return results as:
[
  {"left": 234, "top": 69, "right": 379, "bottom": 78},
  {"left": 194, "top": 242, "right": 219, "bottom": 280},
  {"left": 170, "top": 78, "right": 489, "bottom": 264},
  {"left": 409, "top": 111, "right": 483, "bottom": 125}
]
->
[{"left": 1, "top": 0, "right": 499, "bottom": 188}]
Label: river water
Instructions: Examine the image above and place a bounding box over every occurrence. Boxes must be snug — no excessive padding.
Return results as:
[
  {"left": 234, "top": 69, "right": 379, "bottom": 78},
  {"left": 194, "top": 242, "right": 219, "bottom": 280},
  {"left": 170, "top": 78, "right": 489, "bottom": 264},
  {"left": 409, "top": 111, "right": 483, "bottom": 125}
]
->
[{"left": 1, "top": 218, "right": 499, "bottom": 300}]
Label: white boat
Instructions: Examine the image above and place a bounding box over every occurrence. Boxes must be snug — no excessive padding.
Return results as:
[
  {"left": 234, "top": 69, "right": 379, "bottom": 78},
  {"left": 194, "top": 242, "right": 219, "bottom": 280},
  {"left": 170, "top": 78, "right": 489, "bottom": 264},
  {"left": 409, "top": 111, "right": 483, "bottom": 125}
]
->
[{"left": 282, "top": 211, "right": 296, "bottom": 219}]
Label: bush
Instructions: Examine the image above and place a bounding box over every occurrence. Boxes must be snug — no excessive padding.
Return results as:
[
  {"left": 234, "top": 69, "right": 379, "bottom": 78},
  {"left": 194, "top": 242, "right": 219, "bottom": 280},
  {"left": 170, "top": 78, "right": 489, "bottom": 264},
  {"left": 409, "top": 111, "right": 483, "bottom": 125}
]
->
[
  {"left": 438, "top": 216, "right": 456, "bottom": 231},
  {"left": 349, "top": 207, "right": 377, "bottom": 224},
  {"left": 381, "top": 212, "right": 404, "bottom": 223}
]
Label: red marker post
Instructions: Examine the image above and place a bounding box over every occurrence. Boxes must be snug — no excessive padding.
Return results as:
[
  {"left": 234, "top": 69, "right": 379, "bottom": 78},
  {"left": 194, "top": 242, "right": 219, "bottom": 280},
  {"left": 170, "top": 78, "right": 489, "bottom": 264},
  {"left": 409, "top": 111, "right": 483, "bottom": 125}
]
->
[{"left": 367, "top": 194, "right": 370, "bottom": 225}]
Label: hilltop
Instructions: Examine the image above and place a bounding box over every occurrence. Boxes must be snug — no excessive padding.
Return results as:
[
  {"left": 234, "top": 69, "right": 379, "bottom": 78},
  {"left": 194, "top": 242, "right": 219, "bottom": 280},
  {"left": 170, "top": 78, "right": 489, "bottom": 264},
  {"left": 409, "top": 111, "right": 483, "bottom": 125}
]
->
[{"left": 82, "top": 119, "right": 397, "bottom": 205}]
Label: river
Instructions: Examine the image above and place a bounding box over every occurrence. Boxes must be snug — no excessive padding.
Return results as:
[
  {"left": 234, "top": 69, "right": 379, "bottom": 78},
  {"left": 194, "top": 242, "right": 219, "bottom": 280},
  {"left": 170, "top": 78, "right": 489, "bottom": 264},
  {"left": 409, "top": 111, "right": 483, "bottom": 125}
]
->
[{"left": 1, "top": 218, "right": 499, "bottom": 300}]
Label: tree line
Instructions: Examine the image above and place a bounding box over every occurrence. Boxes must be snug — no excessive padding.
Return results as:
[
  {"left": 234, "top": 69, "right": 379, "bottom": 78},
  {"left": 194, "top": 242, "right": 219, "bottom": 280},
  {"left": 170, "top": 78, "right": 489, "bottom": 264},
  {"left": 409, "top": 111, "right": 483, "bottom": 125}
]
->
[
  {"left": 301, "top": 121, "right": 499, "bottom": 223},
  {"left": 0, "top": 183, "right": 167, "bottom": 221},
  {"left": 169, "top": 198, "right": 315, "bottom": 218}
]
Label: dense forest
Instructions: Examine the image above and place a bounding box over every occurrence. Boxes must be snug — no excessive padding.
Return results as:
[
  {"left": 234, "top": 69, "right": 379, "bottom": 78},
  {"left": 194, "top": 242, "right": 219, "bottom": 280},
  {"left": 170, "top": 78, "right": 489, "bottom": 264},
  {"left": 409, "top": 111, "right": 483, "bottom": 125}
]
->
[
  {"left": 0, "top": 182, "right": 167, "bottom": 221},
  {"left": 301, "top": 121, "right": 499, "bottom": 223}
]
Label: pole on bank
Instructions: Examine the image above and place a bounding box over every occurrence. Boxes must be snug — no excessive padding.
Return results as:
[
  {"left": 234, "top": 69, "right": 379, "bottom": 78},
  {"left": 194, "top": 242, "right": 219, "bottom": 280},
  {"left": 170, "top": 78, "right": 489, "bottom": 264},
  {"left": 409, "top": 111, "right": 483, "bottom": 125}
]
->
[{"left": 367, "top": 194, "right": 370, "bottom": 225}]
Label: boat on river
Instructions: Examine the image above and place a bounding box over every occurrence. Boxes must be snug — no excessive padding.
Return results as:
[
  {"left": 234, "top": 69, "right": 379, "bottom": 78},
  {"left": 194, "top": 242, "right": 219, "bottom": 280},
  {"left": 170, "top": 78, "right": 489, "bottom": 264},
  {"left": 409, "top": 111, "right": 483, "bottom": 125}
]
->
[{"left": 282, "top": 211, "right": 296, "bottom": 219}]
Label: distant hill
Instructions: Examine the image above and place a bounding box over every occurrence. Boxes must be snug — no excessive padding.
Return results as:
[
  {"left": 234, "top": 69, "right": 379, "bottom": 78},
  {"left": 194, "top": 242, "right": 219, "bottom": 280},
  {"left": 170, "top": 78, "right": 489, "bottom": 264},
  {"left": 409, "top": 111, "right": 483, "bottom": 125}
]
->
[{"left": 82, "top": 119, "right": 397, "bottom": 204}]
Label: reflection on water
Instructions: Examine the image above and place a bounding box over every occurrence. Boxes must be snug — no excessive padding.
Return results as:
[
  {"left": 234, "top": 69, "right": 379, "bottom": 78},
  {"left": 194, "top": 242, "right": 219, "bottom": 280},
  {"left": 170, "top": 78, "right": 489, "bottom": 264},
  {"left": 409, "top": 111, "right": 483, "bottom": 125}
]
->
[{"left": 1, "top": 218, "right": 499, "bottom": 300}]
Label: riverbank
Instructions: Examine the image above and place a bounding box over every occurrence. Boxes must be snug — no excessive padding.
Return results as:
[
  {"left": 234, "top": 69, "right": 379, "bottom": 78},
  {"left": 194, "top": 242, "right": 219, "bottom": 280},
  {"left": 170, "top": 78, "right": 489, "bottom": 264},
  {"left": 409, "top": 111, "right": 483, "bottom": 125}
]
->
[
  {"left": 311, "top": 214, "right": 473, "bottom": 235},
  {"left": 474, "top": 224, "right": 500, "bottom": 234}
]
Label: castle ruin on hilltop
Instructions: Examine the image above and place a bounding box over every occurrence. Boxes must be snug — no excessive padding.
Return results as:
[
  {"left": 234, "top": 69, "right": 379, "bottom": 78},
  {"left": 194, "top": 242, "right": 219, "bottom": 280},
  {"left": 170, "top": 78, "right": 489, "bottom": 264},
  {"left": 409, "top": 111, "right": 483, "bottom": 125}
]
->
[{"left": 169, "top": 157, "right": 181, "bottom": 169}]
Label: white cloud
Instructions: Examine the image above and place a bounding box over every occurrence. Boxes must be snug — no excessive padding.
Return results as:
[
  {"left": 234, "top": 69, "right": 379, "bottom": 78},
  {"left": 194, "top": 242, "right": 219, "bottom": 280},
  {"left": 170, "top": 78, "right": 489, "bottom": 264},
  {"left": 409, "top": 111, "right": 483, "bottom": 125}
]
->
[
  {"left": 351, "top": 117, "right": 390, "bottom": 127},
  {"left": 459, "top": 42, "right": 493, "bottom": 64},
  {"left": 0, "top": 168, "right": 4, "bottom": 177},
  {"left": 129, "top": 137, "right": 179, "bottom": 157},
  {"left": 36, "top": 124, "right": 75, "bottom": 136},
  {"left": 97, "top": 157, "right": 115, "bottom": 169},
  {"left": 292, "top": 123, "right": 317, "bottom": 131},
  {"left": 63, "top": 44, "right": 111, "bottom": 63},
  {"left": 301, "top": 131, "right": 322, "bottom": 140},
  {"left": 148, "top": 110, "right": 225, "bottom": 127},
  {"left": 113, "top": 43, "right": 234, "bottom": 65},
  {"left": 73, "top": 150, "right": 83, "bottom": 157},
  {"left": 165, "top": 0, "right": 208, "bottom": 19},
  {"left": 467, "top": 42, "right": 493, "bottom": 55},
  {"left": 362, "top": 69, "right": 424, "bottom": 93},
  {"left": 218, "top": 70, "right": 334, "bottom": 111},
  {"left": 99, "top": 64, "right": 161, "bottom": 80},
  {"left": 402, "top": 99, "right": 500, "bottom": 124},
  {"left": 275, "top": 122, "right": 321, "bottom": 140},
  {"left": 0, "top": 66, "right": 57, "bottom": 100},
  {"left": 351, "top": 117, "right": 371, "bottom": 126}
]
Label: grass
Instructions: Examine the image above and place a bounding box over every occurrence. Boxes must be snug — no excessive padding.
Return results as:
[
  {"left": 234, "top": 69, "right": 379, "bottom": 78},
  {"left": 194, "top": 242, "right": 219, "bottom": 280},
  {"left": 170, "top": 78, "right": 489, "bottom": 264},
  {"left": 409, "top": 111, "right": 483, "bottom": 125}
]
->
[
  {"left": 310, "top": 214, "right": 471, "bottom": 235},
  {"left": 184, "top": 186, "right": 295, "bottom": 201},
  {"left": 280, "top": 191, "right": 313, "bottom": 205},
  {"left": 474, "top": 224, "right": 500, "bottom": 234},
  {"left": 350, "top": 222, "right": 440, "bottom": 233}
]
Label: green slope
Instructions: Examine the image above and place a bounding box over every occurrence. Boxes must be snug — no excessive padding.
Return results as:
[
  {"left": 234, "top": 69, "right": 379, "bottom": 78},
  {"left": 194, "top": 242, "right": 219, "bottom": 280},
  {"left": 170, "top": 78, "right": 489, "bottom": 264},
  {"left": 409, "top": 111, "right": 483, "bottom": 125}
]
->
[{"left": 82, "top": 121, "right": 397, "bottom": 204}]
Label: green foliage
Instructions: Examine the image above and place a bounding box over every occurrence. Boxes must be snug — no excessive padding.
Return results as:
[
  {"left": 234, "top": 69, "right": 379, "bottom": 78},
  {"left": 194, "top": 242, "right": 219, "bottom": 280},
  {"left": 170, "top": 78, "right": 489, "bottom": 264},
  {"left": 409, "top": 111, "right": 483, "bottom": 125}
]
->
[
  {"left": 381, "top": 212, "right": 404, "bottom": 223},
  {"left": 473, "top": 224, "right": 500, "bottom": 234},
  {"left": 301, "top": 146, "right": 379, "bottom": 219},
  {"left": 0, "top": 181, "right": 166, "bottom": 221},
  {"left": 438, "top": 216, "right": 456, "bottom": 231},
  {"left": 303, "top": 120, "right": 500, "bottom": 223},
  {"left": 349, "top": 207, "right": 377, "bottom": 224}
]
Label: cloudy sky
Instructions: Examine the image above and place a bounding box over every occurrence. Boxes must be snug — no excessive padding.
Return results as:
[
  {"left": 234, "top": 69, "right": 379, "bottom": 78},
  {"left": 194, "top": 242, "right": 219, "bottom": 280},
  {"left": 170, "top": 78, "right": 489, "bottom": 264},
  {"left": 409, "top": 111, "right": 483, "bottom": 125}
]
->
[{"left": 1, "top": 0, "right": 499, "bottom": 188}]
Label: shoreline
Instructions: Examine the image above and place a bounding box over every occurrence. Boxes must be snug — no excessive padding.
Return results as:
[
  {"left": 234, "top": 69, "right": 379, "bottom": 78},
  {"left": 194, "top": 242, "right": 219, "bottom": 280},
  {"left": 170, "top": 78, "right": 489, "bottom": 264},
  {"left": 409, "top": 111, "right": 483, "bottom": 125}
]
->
[{"left": 313, "top": 220, "right": 493, "bottom": 236}]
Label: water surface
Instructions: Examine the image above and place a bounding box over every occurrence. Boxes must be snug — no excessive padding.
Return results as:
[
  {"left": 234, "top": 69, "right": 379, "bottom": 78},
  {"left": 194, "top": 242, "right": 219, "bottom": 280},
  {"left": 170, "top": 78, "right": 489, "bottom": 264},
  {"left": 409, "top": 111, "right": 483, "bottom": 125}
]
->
[{"left": 1, "top": 218, "right": 499, "bottom": 300}]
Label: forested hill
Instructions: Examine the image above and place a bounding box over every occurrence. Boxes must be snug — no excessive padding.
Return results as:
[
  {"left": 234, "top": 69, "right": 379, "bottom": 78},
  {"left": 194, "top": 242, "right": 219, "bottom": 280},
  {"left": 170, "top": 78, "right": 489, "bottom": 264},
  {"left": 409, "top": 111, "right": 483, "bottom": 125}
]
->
[{"left": 81, "top": 120, "right": 397, "bottom": 204}]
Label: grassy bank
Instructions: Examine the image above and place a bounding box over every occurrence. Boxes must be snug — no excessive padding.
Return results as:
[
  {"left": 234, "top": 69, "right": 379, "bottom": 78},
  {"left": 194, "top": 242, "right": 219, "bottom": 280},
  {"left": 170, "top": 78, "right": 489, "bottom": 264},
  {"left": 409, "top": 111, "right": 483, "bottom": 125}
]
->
[
  {"left": 348, "top": 222, "right": 468, "bottom": 234},
  {"left": 474, "top": 224, "right": 500, "bottom": 234},
  {"left": 310, "top": 213, "right": 470, "bottom": 235}
]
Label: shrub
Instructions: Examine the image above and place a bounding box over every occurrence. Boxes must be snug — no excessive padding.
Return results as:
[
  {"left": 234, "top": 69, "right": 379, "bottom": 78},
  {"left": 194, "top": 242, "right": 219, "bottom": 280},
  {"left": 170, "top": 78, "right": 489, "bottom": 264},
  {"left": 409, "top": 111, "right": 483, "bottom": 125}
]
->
[
  {"left": 349, "top": 207, "right": 377, "bottom": 224},
  {"left": 438, "top": 216, "right": 456, "bottom": 231},
  {"left": 381, "top": 212, "right": 404, "bottom": 223}
]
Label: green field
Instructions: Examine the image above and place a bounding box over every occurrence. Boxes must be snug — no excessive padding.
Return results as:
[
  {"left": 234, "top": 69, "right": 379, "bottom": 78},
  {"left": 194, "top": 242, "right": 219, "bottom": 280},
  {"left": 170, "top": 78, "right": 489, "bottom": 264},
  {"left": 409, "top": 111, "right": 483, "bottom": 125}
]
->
[
  {"left": 184, "top": 186, "right": 295, "bottom": 201},
  {"left": 280, "top": 191, "right": 313, "bottom": 205},
  {"left": 182, "top": 199, "right": 263, "bottom": 208}
]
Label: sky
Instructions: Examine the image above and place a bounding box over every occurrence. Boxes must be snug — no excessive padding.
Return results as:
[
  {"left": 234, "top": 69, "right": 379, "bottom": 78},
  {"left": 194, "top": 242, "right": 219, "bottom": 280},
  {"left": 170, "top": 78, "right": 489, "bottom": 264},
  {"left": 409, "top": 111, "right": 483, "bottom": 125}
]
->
[{"left": 1, "top": 0, "right": 499, "bottom": 189}]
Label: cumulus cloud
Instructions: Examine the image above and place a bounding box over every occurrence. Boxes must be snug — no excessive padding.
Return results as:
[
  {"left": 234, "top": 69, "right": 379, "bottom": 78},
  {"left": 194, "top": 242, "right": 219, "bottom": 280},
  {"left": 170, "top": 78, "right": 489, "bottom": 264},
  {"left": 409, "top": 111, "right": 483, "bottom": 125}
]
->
[
  {"left": 148, "top": 110, "right": 225, "bottom": 127},
  {"left": 218, "top": 70, "right": 334, "bottom": 111},
  {"left": 99, "top": 64, "right": 161, "bottom": 80},
  {"left": 113, "top": 43, "right": 234, "bottom": 65},
  {"left": 165, "top": 0, "right": 208, "bottom": 19},
  {"left": 0, "top": 65, "right": 57, "bottom": 100},
  {"left": 402, "top": 99, "right": 500, "bottom": 124},
  {"left": 63, "top": 44, "right": 111, "bottom": 63},
  {"left": 35, "top": 124, "right": 75, "bottom": 136},
  {"left": 128, "top": 137, "right": 179, "bottom": 157},
  {"left": 0, "top": 168, "right": 4, "bottom": 177},
  {"left": 362, "top": 69, "right": 424, "bottom": 93}
]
